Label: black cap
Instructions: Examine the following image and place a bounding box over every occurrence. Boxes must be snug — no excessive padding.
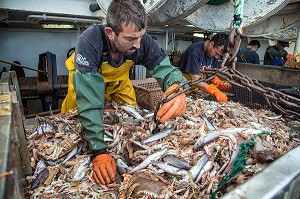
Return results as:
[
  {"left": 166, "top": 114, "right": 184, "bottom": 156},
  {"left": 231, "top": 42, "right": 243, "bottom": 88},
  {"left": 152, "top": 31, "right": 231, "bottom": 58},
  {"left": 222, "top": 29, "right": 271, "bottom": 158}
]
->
[{"left": 278, "top": 40, "right": 289, "bottom": 47}]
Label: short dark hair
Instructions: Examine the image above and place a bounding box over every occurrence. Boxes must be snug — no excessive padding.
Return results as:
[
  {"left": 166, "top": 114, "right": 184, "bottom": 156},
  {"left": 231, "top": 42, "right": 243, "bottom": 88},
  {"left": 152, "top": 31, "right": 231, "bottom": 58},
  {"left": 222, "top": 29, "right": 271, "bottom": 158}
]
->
[
  {"left": 277, "top": 40, "right": 289, "bottom": 47},
  {"left": 106, "top": 0, "right": 147, "bottom": 35},
  {"left": 248, "top": 40, "right": 260, "bottom": 48},
  {"left": 210, "top": 33, "right": 229, "bottom": 53}
]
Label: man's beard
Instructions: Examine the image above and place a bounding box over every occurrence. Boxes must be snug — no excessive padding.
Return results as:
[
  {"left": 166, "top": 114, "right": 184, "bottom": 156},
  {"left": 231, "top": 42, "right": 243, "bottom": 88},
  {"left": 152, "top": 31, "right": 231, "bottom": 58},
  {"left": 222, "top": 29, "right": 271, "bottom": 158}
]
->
[{"left": 113, "top": 38, "right": 136, "bottom": 55}]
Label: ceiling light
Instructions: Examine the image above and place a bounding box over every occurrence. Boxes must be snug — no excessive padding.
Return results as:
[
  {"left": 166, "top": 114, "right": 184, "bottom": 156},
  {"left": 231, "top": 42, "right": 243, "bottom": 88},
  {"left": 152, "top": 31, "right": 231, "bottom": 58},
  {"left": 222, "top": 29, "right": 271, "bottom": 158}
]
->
[
  {"left": 193, "top": 33, "right": 204, "bottom": 38},
  {"left": 42, "top": 24, "right": 74, "bottom": 29},
  {"left": 185, "top": 24, "right": 195, "bottom": 27}
]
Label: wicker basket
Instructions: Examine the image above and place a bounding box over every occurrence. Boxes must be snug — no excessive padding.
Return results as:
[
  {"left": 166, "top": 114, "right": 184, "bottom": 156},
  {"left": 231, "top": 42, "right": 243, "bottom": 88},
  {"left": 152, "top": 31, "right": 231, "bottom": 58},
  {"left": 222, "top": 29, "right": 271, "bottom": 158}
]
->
[{"left": 131, "top": 78, "right": 163, "bottom": 110}]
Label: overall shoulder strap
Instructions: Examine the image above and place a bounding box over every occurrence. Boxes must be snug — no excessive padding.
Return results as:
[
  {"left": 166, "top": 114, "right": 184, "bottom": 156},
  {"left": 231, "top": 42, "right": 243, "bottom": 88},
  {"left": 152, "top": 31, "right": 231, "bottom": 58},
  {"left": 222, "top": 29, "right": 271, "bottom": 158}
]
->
[{"left": 98, "top": 25, "right": 109, "bottom": 63}]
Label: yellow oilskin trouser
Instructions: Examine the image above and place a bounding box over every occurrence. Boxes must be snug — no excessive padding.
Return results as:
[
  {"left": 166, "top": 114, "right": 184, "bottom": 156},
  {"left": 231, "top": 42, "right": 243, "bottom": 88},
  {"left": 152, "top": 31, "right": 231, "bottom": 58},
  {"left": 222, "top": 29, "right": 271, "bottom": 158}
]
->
[
  {"left": 61, "top": 53, "right": 136, "bottom": 113},
  {"left": 182, "top": 72, "right": 201, "bottom": 93}
]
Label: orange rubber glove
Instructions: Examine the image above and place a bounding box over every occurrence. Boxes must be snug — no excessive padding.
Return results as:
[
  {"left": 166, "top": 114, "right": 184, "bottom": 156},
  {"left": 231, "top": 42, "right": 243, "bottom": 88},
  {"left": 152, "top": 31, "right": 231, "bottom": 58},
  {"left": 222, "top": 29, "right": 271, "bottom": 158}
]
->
[
  {"left": 92, "top": 154, "right": 117, "bottom": 185},
  {"left": 205, "top": 84, "right": 228, "bottom": 102},
  {"left": 157, "top": 84, "right": 186, "bottom": 123},
  {"left": 286, "top": 53, "right": 293, "bottom": 60},
  {"left": 211, "top": 76, "right": 231, "bottom": 90}
]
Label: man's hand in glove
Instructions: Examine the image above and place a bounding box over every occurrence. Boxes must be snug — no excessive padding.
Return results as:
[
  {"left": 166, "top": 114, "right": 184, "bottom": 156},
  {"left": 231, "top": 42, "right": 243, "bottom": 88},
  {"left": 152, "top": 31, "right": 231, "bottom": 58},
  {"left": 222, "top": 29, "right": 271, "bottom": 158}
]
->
[
  {"left": 286, "top": 53, "right": 293, "bottom": 60},
  {"left": 157, "top": 84, "right": 186, "bottom": 123},
  {"left": 92, "top": 154, "right": 117, "bottom": 185},
  {"left": 211, "top": 76, "right": 231, "bottom": 90},
  {"left": 205, "top": 84, "right": 228, "bottom": 102}
]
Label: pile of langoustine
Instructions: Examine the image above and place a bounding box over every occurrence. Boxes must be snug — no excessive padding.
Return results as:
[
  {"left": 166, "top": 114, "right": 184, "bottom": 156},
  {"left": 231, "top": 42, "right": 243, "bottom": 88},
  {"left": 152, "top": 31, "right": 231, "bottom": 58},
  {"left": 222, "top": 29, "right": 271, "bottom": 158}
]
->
[{"left": 25, "top": 98, "right": 300, "bottom": 199}]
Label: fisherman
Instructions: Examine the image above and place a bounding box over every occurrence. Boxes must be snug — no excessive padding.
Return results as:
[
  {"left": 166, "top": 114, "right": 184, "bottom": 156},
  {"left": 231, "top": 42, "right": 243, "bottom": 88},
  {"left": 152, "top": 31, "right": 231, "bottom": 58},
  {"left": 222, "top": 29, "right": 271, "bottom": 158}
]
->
[
  {"left": 61, "top": 0, "right": 187, "bottom": 185},
  {"left": 263, "top": 40, "right": 292, "bottom": 66},
  {"left": 178, "top": 33, "right": 230, "bottom": 103},
  {"left": 237, "top": 40, "right": 261, "bottom": 64}
]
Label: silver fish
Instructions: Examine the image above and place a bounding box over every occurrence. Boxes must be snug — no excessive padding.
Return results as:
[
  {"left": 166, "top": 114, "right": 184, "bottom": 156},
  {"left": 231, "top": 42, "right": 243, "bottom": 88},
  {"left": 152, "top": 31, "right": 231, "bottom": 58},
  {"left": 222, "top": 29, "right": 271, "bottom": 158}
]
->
[
  {"left": 104, "top": 135, "right": 114, "bottom": 142},
  {"left": 37, "top": 124, "right": 54, "bottom": 135},
  {"left": 262, "top": 114, "right": 282, "bottom": 120},
  {"left": 163, "top": 155, "right": 192, "bottom": 170},
  {"left": 202, "top": 115, "right": 216, "bottom": 131},
  {"left": 123, "top": 118, "right": 140, "bottom": 126},
  {"left": 33, "top": 159, "right": 47, "bottom": 177},
  {"left": 143, "top": 128, "right": 174, "bottom": 144},
  {"left": 222, "top": 143, "right": 240, "bottom": 175},
  {"left": 181, "top": 154, "right": 208, "bottom": 182},
  {"left": 121, "top": 105, "right": 144, "bottom": 120},
  {"left": 131, "top": 140, "right": 150, "bottom": 150},
  {"left": 128, "top": 148, "right": 167, "bottom": 174},
  {"left": 194, "top": 133, "right": 219, "bottom": 151},
  {"left": 73, "top": 156, "right": 90, "bottom": 180},
  {"left": 143, "top": 112, "right": 154, "bottom": 119},
  {"left": 32, "top": 167, "right": 49, "bottom": 189},
  {"left": 152, "top": 161, "right": 188, "bottom": 176},
  {"left": 116, "top": 158, "right": 131, "bottom": 174},
  {"left": 62, "top": 142, "right": 82, "bottom": 164},
  {"left": 195, "top": 161, "right": 213, "bottom": 183}
]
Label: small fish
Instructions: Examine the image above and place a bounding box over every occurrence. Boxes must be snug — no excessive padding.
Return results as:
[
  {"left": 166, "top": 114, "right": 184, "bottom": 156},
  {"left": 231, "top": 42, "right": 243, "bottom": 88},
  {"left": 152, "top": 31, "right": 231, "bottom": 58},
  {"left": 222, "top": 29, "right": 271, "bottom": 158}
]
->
[
  {"left": 195, "top": 161, "right": 213, "bottom": 183},
  {"left": 194, "top": 133, "right": 219, "bottom": 151},
  {"left": 121, "top": 105, "right": 144, "bottom": 120},
  {"left": 152, "top": 161, "right": 188, "bottom": 176},
  {"left": 202, "top": 115, "right": 216, "bottom": 131},
  {"left": 32, "top": 167, "right": 49, "bottom": 189},
  {"left": 33, "top": 159, "right": 47, "bottom": 177},
  {"left": 123, "top": 118, "right": 140, "bottom": 126},
  {"left": 143, "top": 128, "right": 174, "bottom": 144},
  {"left": 262, "top": 114, "right": 282, "bottom": 120},
  {"left": 128, "top": 148, "right": 167, "bottom": 174},
  {"left": 131, "top": 140, "right": 150, "bottom": 150},
  {"left": 222, "top": 143, "right": 240, "bottom": 175},
  {"left": 293, "top": 138, "right": 300, "bottom": 142},
  {"left": 62, "top": 142, "right": 82, "bottom": 164},
  {"left": 104, "top": 135, "right": 114, "bottom": 142},
  {"left": 116, "top": 159, "right": 131, "bottom": 174},
  {"left": 181, "top": 154, "right": 208, "bottom": 182},
  {"left": 37, "top": 124, "right": 54, "bottom": 135},
  {"left": 143, "top": 112, "right": 154, "bottom": 119},
  {"left": 73, "top": 156, "right": 90, "bottom": 180},
  {"left": 163, "top": 155, "right": 192, "bottom": 170}
]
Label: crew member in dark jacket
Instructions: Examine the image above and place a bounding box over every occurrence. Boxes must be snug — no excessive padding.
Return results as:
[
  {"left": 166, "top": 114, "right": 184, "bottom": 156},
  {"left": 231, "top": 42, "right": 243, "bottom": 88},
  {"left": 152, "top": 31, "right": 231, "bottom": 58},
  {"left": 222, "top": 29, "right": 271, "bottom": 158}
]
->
[
  {"left": 237, "top": 40, "right": 260, "bottom": 64},
  {"left": 263, "top": 41, "right": 290, "bottom": 66}
]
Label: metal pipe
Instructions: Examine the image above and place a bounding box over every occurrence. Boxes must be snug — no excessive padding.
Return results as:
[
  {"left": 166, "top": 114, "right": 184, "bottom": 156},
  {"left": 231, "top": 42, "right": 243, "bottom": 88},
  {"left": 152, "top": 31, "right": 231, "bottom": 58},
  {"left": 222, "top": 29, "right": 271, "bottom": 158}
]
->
[
  {"left": 25, "top": 109, "right": 61, "bottom": 119},
  {"left": 26, "top": 14, "right": 100, "bottom": 24},
  {"left": 165, "top": 29, "right": 168, "bottom": 51},
  {"left": 293, "top": 26, "right": 300, "bottom": 56},
  {"left": 0, "top": 59, "right": 47, "bottom": 74}
]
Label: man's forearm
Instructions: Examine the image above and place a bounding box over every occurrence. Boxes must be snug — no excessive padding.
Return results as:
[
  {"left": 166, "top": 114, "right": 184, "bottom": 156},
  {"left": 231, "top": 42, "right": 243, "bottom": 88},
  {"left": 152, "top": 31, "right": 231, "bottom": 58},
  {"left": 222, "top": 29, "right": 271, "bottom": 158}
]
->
[{"left": 189, "top": 74, "right": 209, "bottom": 91}]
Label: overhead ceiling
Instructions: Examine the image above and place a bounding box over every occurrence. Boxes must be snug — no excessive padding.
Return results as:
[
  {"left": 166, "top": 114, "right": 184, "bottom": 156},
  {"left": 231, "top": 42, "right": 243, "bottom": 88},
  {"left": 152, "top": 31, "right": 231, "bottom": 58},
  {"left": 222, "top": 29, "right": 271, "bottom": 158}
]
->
[{"left": 0, "top": 0, "right": 299, "bottom": 40}]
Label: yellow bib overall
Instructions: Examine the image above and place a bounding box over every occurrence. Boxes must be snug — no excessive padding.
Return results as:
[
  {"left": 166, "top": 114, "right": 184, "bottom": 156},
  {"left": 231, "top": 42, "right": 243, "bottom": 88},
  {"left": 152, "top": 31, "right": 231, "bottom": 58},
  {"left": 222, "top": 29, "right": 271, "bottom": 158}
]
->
[
  {"left": 61, "top": 53, "right": 136, "bottom": 113},
  {"left": 182, "top": 72, "right": 204, "bottom": 93}
]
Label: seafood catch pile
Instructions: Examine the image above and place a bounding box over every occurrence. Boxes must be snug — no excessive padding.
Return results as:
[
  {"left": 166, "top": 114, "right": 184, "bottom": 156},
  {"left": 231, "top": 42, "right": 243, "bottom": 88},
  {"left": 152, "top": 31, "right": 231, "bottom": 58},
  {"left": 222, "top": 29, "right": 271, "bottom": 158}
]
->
[
  {"left": 284, "top": 52, "right": 300, "bottom": 70},
  {"left": 25, "top": 98, "right": 300, "bottom": 198}
]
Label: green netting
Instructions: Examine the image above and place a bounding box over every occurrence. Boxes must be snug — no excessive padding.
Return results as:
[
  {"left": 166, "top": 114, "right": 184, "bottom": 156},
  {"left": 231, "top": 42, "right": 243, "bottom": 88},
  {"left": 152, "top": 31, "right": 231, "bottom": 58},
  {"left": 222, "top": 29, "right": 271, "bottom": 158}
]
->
[
  {"left": 207, "top": 0, "right": 230, "bottom": 5},
  {"left": 210, "top": 132, "right": 269, "bottom": 199}
]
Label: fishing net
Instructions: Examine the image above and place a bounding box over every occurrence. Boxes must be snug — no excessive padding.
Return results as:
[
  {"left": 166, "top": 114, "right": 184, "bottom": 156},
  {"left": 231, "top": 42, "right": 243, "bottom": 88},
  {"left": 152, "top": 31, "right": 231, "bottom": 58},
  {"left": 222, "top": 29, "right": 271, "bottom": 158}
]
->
[{"left": 210, "top": 132, "right": 269, "bottom": 199}]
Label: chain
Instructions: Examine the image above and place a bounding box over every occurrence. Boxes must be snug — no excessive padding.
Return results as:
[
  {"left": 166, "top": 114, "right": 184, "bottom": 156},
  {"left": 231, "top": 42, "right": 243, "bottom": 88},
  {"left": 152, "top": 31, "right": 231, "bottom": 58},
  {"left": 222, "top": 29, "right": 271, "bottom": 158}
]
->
[
  {"left": 213, "top": 68, "right": 300, "bottom": 120},
  {"left": 153, "top": 67, "right": 300, "bottom": 132},
  {"left": 153, "top": 72, "right": 218, "bottom": 133}
]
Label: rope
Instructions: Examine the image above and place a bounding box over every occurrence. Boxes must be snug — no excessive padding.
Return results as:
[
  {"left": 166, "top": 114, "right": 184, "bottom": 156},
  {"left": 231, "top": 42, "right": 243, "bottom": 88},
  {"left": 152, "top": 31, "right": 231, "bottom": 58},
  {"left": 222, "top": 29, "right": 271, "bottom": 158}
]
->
[
  {"left": 231, "top": 0, "right": 244, "bottom": 27},
  {"left": 210, "top": 132, "right": 269, "bottom": 199}
]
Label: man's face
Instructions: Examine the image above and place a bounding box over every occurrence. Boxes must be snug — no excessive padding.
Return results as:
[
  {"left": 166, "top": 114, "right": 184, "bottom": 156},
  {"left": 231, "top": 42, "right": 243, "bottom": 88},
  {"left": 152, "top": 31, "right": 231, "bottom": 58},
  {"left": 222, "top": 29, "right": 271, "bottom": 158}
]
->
[
  {"left": 277, "top": 44, "right": 285, "bottom": 51},
  {"left": 206, "top": 41, "right": 225, "bottom": 59},
  {"left": 111, "top": 23, "right": 146, "bottom": 55}
]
